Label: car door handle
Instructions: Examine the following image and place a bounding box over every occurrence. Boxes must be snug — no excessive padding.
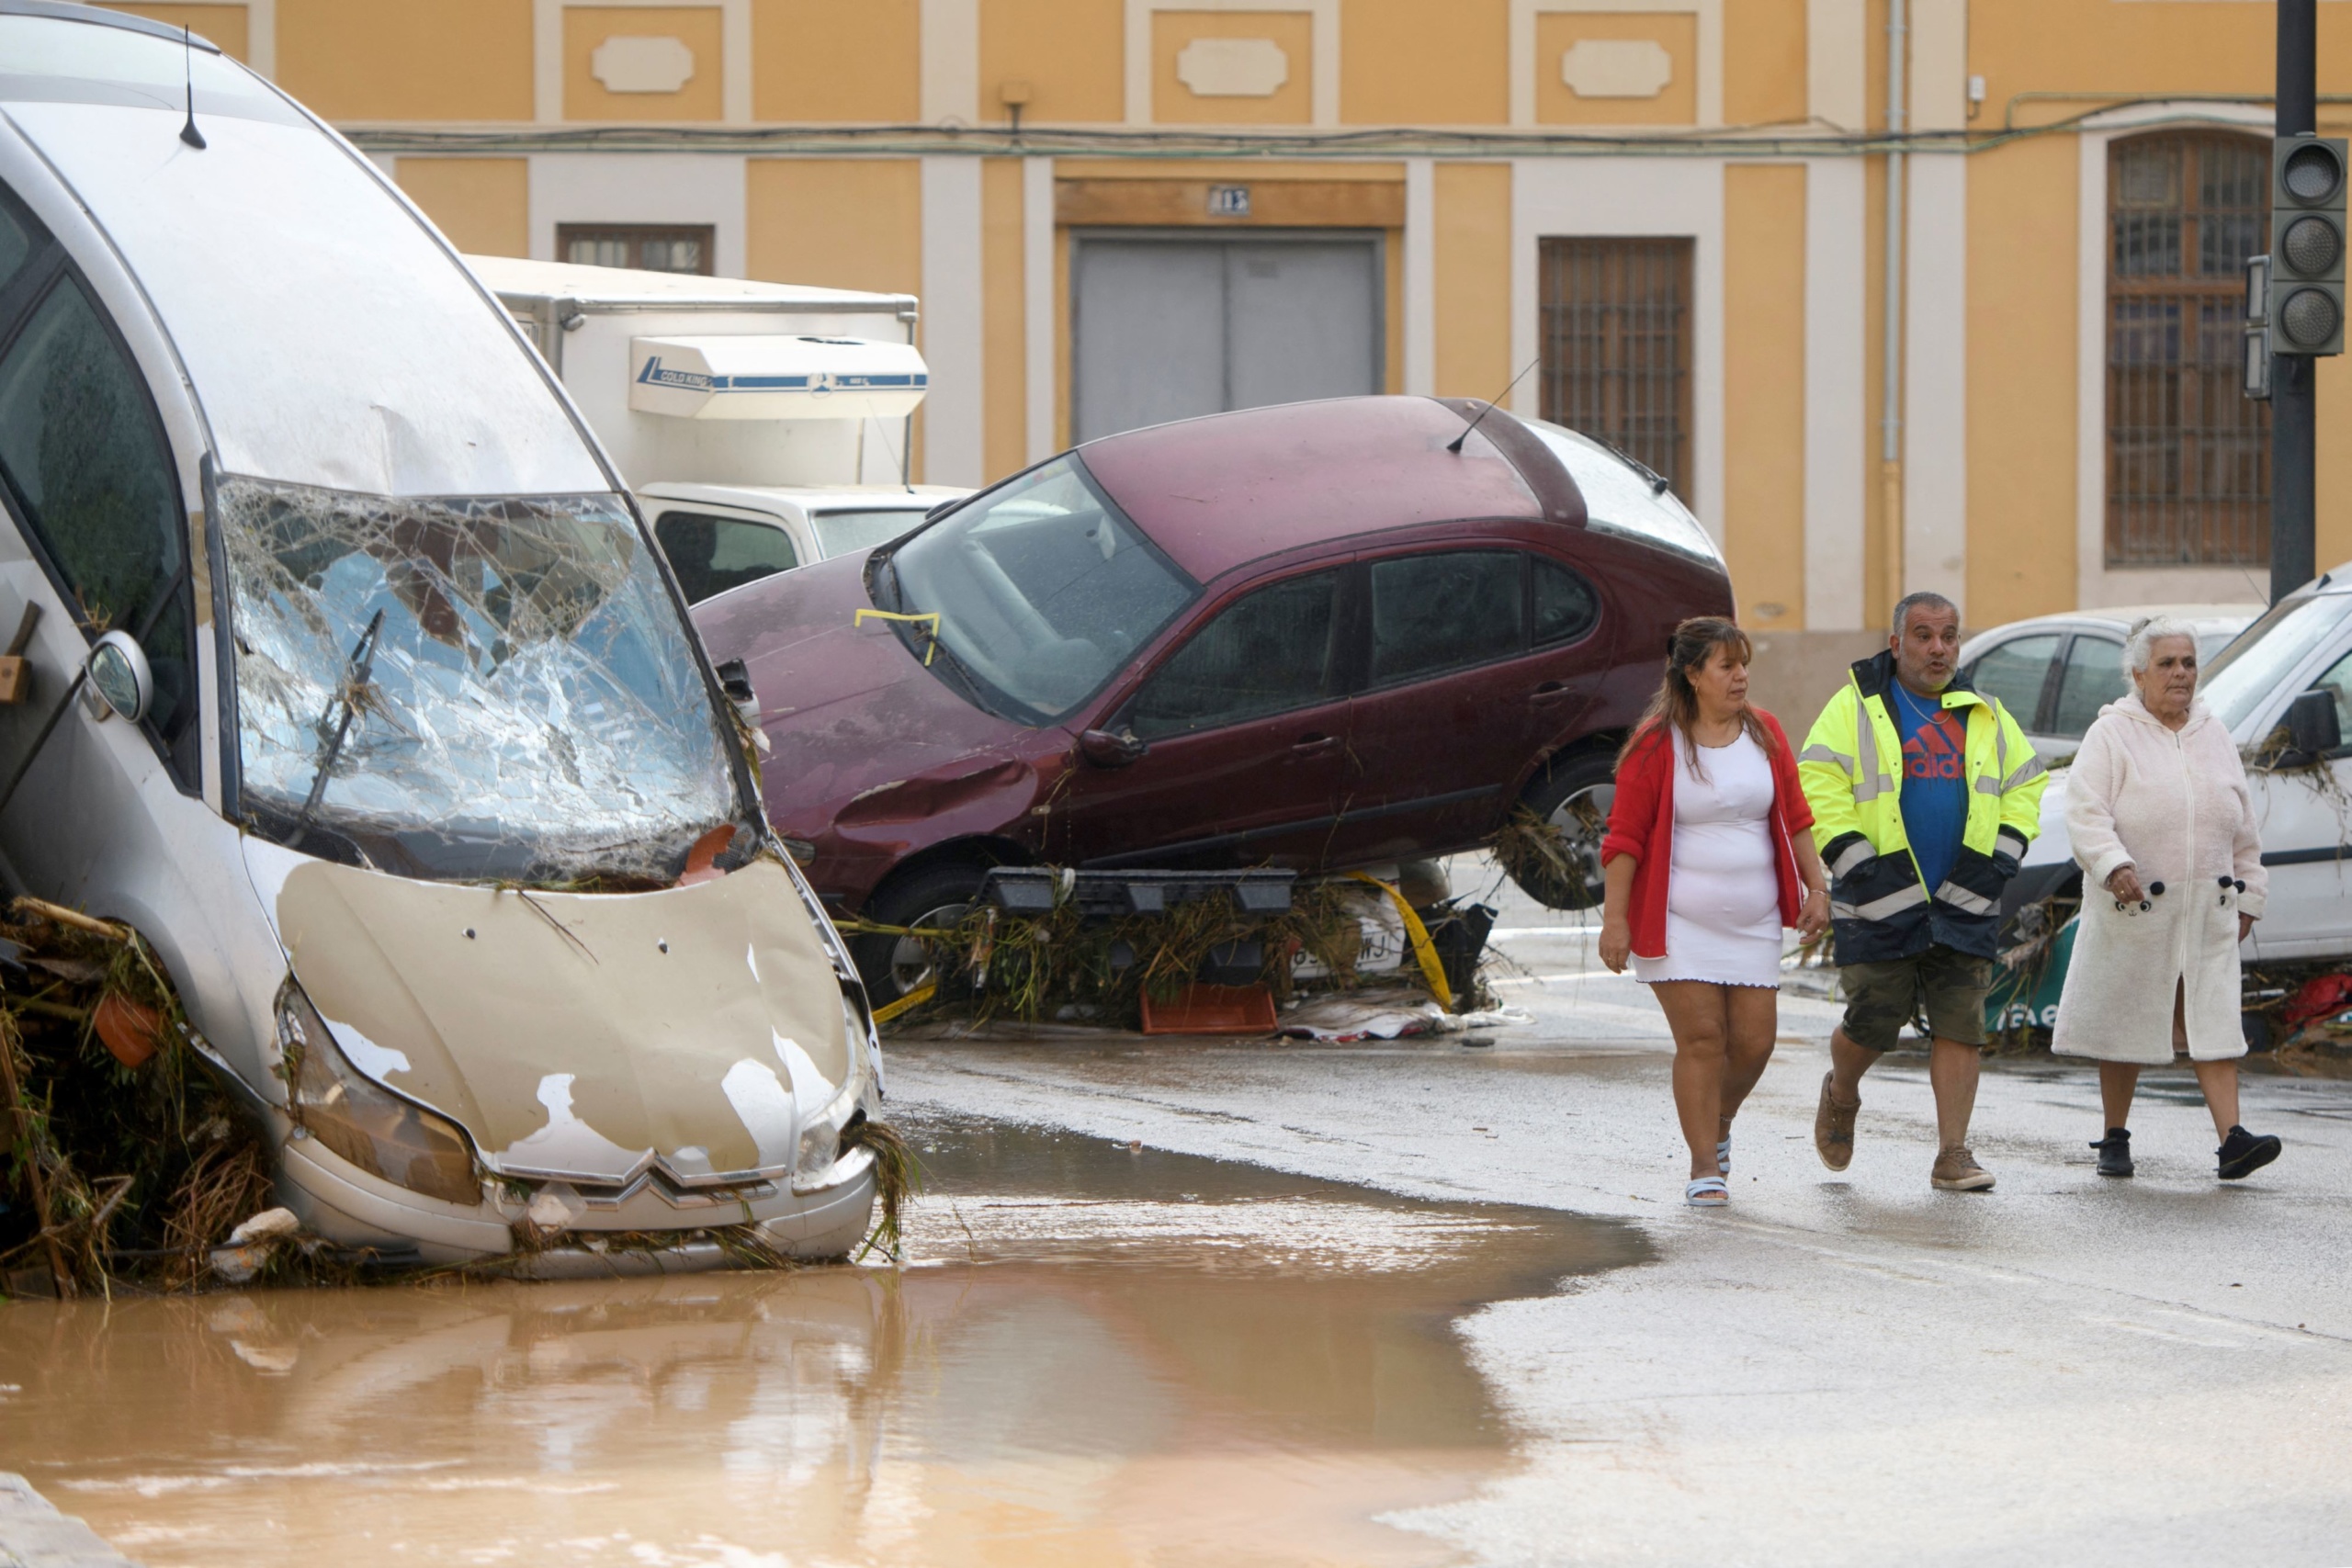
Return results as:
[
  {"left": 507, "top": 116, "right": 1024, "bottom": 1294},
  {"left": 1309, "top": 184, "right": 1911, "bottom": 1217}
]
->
[
  {"left": 1291, "top": 732, "right": 1340, "bottom": 757},
  {"left": 1530, "top": 682, "right": 1576, "bottom": 704}
]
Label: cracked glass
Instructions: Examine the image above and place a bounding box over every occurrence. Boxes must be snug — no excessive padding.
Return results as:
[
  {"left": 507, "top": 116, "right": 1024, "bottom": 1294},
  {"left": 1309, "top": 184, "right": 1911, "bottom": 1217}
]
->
[{"left": 219, "top": 476, "right": 743, "bottom": 884}]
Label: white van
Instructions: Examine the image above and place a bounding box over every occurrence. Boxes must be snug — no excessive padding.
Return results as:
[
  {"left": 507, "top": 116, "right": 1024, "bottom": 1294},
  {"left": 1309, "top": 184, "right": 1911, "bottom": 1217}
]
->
[
  {"left": 2018, "top": 565, "right": 2352, "bottom": 961},
  {"left": 469, "top": 255, "right": 967, "bottom": 603},
  {"left": 0, "top": 2, "right": 880, "bottom": 1269}
]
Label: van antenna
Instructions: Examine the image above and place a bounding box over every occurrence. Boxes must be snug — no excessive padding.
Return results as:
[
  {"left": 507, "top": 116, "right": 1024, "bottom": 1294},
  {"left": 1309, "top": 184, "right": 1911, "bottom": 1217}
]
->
[
  {"left": 1447, "top": 357, "right": 1541, "bottom": 454},
  {"left": 177, "top": 27, "right": 207, "bottom": 149}
]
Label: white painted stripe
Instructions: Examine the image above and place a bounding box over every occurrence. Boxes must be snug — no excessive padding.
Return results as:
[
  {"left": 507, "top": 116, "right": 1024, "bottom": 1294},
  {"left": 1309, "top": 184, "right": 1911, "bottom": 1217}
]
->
[
  {"left": 1903, "top": 151, "right": 1966, "bottom": 615},
  {"left": 1023, "top": 155, "right": 1057, "bottom": 465},
  {"left": 920, "top": 0, "right": 979, "bottom": 126},
  {"left": 1405, "top": 158, "right": 1435, "bottom": 397},
  {"left": 921, "top": 156, "right": 986, "bottom": 486},
  {"left": 1806, "top": 0, "right": 1864, "bottom": 130},
  {"left": 1804, "top": 156, "right": 1867, "bottom": 630}
]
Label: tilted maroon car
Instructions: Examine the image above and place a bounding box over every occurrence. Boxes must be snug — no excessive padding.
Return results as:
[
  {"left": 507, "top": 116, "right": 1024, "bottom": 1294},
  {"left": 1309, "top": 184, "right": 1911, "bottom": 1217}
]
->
[{"left": 693, "top": 396, "right": 1733, "bottom": 998}]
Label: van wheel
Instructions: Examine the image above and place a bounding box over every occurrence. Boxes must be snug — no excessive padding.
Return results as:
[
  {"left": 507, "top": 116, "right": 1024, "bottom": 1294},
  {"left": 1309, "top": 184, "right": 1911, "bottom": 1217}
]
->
[
  {"left": 852, "top": 863, "right": 987, "bottom": 1005},
  {"left": 1507, "top": 752, "right": 1615, "bottom": 911}
]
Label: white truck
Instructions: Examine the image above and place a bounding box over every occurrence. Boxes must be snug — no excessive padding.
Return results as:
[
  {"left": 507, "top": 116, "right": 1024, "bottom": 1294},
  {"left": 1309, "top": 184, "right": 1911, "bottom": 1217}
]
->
[{"left": 468, "top": 255, "right": 967, "bottom": 603}]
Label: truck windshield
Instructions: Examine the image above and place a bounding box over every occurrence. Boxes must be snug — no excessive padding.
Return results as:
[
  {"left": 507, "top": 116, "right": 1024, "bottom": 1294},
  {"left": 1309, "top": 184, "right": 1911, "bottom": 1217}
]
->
[
  {"left": 220, "top": 476, "right": 742, "bottom": 884},
  {"left": 2199, "top": 590, "right": 2352, "bottom": 736},
  {"left": 881, "top": 456, "right": 1195, "bottom": 724}
]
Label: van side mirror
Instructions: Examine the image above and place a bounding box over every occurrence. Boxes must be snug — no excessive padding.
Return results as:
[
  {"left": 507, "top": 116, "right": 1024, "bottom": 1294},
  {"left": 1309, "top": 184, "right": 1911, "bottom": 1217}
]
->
[
  {"left": 81, "top": 631, "right": 153, "bottom": 725},
  {"left": 1078, "top": 728, "right": 1148, "bottom": 768},
  {"left": 2287, "top": 688, "right": 2342, "bottom": 760}
]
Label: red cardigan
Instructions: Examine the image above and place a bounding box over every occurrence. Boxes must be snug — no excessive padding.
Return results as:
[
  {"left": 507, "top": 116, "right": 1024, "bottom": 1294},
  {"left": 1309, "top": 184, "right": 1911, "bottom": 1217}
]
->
[{"left": 1599, "top": 711, "right": 1815, "bottom": 961}]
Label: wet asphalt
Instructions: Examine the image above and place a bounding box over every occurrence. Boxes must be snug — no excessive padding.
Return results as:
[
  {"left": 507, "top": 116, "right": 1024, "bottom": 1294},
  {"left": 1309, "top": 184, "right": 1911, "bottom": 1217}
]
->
[{"left": 885, "top": 855, "right": 2352, "bottom": 1567}]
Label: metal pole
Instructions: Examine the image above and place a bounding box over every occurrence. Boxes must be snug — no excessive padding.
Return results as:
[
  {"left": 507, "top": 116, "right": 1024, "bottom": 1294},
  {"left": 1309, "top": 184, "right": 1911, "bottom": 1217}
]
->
[
  {"left": 1882, "top": 0, "right": 1907, "bottom": 621},
  {"left": 2273, "top": 0, "right": 2319, "bottom": 604}
]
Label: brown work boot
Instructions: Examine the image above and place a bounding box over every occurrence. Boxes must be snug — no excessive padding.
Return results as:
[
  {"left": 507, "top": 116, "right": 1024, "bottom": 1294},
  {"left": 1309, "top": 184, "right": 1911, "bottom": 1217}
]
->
[
  {"left": 1931, "top": 1145, "right": 1996, "bottom": 1191},
  {"left": 1814, "top": 1072, "right": 1857, "bottom": 1171}
]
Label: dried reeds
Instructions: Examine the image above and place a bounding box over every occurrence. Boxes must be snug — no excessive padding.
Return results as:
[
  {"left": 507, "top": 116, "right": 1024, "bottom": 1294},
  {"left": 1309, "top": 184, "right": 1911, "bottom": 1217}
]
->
[{"left": 1488, "top": 806, "right": 1601, "bottom": 911}]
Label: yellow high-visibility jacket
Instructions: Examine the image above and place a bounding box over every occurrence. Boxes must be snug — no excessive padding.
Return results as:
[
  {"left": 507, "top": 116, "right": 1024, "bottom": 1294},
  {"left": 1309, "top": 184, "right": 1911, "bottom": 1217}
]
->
[{"left": 1798, "top": 649, "right": 2048, "bottom": 963}]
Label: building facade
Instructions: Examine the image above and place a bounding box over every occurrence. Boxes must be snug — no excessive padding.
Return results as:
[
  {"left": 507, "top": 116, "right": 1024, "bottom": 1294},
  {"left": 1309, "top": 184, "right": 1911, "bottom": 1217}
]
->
[{"left": 96, "top": 0, "right": 2352, "bottom": 673}]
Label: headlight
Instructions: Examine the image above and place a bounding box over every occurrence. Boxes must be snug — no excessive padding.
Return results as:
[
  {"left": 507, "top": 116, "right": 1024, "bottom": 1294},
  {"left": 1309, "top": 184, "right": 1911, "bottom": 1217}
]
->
[
  {"left": 794, "top": 989, "right": 873, "bottom": 1181},
  {"left": 277, "top": 979, "right": 481, "bottom": 1205}
]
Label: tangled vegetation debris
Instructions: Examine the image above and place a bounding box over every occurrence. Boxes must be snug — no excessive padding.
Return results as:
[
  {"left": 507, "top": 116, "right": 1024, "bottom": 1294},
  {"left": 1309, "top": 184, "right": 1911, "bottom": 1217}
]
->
[{"left": 1488, "top": 806, "right": 1600, "bottom": 912}]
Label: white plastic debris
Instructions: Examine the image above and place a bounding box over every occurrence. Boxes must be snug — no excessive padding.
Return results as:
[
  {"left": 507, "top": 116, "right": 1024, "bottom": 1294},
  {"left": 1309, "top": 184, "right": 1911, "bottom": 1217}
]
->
[
  {"left": 526, "top": 1183, "right": 585, "bottom": 1233},
  {"left": 225, "top": 1207, "right": 300, "bottom": 1247},
  {"left": 210, "top": 1207, "right": 303, "bottom": 1283}
]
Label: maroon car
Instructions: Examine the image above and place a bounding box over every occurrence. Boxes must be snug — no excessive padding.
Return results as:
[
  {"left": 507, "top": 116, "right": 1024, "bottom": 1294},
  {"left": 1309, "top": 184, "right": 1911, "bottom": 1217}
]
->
[{"left": 694, "top": 396, "right": 1733, "bottom": 998}]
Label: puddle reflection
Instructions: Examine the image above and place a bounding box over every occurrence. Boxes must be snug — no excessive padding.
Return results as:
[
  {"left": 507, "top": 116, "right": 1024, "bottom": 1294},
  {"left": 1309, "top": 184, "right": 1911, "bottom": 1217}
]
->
[{"left": 0, "top": 1118, "right": 1639, "bottom": 1567}]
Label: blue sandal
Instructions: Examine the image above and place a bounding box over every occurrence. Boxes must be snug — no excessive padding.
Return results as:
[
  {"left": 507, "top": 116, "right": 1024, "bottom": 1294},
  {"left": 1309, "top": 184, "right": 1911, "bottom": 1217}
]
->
[
  {"left": 1685, "top": 1177, "right": 1729, "bottom": 1207},
  {"left": 1718, "top": 1134, "right": 1732, "bottom": 1178}
]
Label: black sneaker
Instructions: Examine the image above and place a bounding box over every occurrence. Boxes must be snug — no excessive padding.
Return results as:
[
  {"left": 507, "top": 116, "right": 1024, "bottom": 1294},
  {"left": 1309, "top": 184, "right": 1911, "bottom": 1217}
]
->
[
  {"left": 2216, "top": 1125, "right": 2282, "bottom": 1181},
  {"left": 2089, "top": 1127, "right": 2133, "bottom": 1179}
]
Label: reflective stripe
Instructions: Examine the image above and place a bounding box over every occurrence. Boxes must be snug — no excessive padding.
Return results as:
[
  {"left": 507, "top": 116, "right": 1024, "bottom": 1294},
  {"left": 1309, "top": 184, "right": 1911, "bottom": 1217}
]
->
[
  {"left": 1829, "top": 840, "right": 1875, "bottom": 878},
  {"left": 1995, "top": 828, "right": 2029, "bottom": 861},
  {"left": 1935, "top": 880, "right": 1998, "bottom": 916},
  {"left": 1852, "top": 881, "right": 1930, "bottom": 921},
  {"left": 1802, "top": 743, "right": 1856, "bottom": 770},
  {"left": 1852, "top": 699, "right": 1898, "bottom": 802},
  {"left": 1830, "top": 901, "right": 1859, "bottom": 920},
  {"left": 1973, "top": 774, "right": 2004, "bottom": 795},
  {"left": 2001, "top": 754, "right": 2047, "bottom": 791},
  {"left": 1993, "top": 713, "right": 2010, "bottom": 778}
]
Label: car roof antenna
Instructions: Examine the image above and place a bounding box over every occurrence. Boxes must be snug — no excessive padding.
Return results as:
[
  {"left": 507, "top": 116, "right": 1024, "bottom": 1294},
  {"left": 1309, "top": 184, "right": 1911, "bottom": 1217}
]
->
[
  {"left": 177, "top": 26, "right": 207, "bottom": 150},
  {"left": 1446, "top": 357, "right": 1541, "bottom": 454}
]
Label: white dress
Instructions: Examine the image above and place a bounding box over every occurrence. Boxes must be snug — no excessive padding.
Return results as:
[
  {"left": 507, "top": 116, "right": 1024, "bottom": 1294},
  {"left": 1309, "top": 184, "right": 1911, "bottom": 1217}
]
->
[{"left": 1633, "top": 728, "right": 1785, "bottom": 989}]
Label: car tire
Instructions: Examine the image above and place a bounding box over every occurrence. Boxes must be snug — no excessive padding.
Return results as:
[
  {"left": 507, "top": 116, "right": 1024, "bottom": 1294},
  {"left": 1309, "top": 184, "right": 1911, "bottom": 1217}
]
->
[
  {"left": 852, "top": 862, "right": 989, "bottom": 1005},
  {"left": 1507, "top": 750, "right": 1616, "bottom": 912}
]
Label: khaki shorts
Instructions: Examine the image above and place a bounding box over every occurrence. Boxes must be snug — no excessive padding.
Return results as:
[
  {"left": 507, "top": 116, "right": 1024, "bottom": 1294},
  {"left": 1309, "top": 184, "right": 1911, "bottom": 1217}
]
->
[{"left": 1839, "top": 946, "right": 1994, "bottom": 1052}]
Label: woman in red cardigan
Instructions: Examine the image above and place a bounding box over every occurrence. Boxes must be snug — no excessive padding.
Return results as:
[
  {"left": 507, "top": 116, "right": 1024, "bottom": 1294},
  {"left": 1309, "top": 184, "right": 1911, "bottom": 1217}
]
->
[{"left": 1599, "top": 617, "right": 1831, "bottom": 1207}]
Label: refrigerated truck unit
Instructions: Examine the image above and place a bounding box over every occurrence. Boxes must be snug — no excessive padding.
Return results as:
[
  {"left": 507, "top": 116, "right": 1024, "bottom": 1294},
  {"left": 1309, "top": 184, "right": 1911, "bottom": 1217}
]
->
[{"left": 467, "top": 255, "right": 928, "bottom": 491}]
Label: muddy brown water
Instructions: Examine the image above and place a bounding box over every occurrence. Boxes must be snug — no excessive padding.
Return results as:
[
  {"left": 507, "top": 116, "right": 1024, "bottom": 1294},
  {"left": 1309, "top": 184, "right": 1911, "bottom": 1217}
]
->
[{"left": 0, "top": 1116, "right": 1640, "bottom": 1567}]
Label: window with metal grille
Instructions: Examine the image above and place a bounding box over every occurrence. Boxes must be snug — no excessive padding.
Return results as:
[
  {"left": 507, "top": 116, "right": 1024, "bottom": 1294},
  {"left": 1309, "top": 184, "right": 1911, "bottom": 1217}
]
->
[
  {"left": 1539, "top": 237, "right": 1692, "bottom": 496},
  {"left": 2107, "top": 132, "right": 2270, "bottom": 567},
  {"left": 556, "top": 223, "right": 714, "bottom": 276}
]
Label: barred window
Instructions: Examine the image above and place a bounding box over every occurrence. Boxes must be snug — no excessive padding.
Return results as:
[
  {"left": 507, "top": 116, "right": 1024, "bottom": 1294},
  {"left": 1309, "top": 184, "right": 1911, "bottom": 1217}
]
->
[
  {"left": 1539, "top": 237, "right": 1692, "bottom": 495},
  {"left": 556, "top": 223, "right": 714, "bottom": 276},
  {"left": 2107, "top": 132, "right": 2270, "bottom": 567}
]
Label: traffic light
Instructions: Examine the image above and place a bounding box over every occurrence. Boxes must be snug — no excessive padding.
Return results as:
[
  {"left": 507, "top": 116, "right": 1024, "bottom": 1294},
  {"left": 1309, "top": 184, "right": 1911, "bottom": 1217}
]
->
[{"left": 2271, "top": 134, "right": 2346, "bottom": 356}]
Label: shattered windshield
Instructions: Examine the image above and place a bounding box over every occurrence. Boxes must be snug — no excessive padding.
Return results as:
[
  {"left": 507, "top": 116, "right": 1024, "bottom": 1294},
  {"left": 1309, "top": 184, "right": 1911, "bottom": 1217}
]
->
[
  {"left": 220, "top": 476, "right": 742, "bottom": 883},
  {"left": 882, "top": 457, "right": 1196, "bottom": 724}
]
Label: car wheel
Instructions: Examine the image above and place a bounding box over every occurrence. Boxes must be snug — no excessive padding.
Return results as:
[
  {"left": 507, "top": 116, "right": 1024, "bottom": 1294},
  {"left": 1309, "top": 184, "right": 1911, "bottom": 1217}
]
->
[
  {"left": 852, "top": 862, "right": 989, "bottom": 1005},
  {"left": 1508, "top": 751, "right": 1615, "bottom": 911}
]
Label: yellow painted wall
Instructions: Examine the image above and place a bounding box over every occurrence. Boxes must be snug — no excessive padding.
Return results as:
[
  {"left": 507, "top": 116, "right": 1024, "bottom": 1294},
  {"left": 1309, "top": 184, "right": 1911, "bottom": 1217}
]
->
[
  {"left": 1432, "top": 163, "right": 1511, "bottom": 400},
  {"left": 979, "top": 0, "right": 1124, "bottom": 124},
  {"left": 564, "top": 6, "right": 725, "bottom": 123},
  {"left": 1534, "top": 11, "right": 1698, "bottom": 127},
  {"left": 1724, "top": 0, "right": 1808, "bottom": 128},
  {"left": 1964, "top": 134, "right": 2078, "bottom": 626},
  {"left": 395, "top": 158, "right": 529, "bottom": 257},
  {"left": 1972, "top": 0, "right": 2352, "bottom": 127},
  {"left": 752, "top": 0, "right": 920, "bottom": 122},
  {"left": 982, "top": 158, "right": 1028, "bottom": 481},
  {"left": 1340, "top": 0, "right": 1508, "bottom": 125},
  {"left": 277, "top": 0, "right": 533, "bottom": 120},
  {"left": 1151, "top": 10, "right": 1315, "bottom": 125},
  {"left": 96, "top": 3, "right": 247, "bottom": 61},
  {"left": 1724, "top": 164, "right": 1807, "bottom": 630}
]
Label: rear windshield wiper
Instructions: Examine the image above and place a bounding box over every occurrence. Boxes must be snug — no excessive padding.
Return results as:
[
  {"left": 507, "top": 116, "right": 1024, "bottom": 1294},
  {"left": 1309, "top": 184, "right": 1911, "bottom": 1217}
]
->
[{"left": 293, "top": 606, "right": 385, "bottom": 843}]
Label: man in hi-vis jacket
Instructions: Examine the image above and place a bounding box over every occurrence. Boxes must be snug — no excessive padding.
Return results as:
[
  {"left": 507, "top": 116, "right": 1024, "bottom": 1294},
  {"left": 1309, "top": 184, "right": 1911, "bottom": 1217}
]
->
[{"left": 1799, "top": 592, "right": 2047, "bottom": 1191}]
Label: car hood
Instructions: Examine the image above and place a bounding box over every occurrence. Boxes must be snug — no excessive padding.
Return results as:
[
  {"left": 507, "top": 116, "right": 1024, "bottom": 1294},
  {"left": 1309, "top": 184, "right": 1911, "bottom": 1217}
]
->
[
  {"left": 249, "top": 844, "right": 853, "bottom": 1188},
  {"left": 693, "top": 554, "right": 1052, "bottom": 827}
]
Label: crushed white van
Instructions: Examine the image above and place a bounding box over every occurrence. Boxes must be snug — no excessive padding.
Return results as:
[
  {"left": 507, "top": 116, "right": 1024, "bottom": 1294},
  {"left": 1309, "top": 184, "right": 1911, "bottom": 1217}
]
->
[
  {"left": 469, "top": 255, "right": 967, "bottom": 604},
  {"left": 0, "top": 1, "right": 881, "bottom": 1269}
]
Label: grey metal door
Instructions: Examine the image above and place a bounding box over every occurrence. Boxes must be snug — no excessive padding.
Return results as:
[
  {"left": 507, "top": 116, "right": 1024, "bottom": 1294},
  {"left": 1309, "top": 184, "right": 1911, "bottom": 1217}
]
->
[{"left": 1073, "top": 234, "right": 1381, "bottom": 442}]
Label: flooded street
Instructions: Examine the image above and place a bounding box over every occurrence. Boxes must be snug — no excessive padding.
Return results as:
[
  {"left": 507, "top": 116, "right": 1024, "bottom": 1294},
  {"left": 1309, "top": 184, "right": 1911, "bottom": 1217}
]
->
[{"left": 0, "top": 1118, "right": 1638, "bottom": 1568}]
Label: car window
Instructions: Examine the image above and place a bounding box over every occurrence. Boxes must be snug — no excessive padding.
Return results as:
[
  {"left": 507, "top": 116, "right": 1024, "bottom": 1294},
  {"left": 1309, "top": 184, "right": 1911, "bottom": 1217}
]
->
[
  {"left": 1128, "top": 571, "right": 1339, "bottom": 740},
  {"left": 1963, "top": 634, "right": 2062, "bottom": 731},
  {"left": 0, "top": 276, "right": 198, "bottom": 784},
  {"left": 1369, "top": 551, "right": 1524, "bottom": 686},
  {"left": 1532, "top": 557, "right": 1599, "bottom": 647},
  {"left": 2050, "top": 635, "right": 2128, "bottom": 739},
  {"left": 810, "top": 507, "right": 929, "bottom": 558},
  {"left": 655, "top": 511, "right": 797, "bottom": 604},
  {"left": 0, "top": 201, "right": 29, "bottom": 297},
  {"left": 2304, "top": 646, "right": 2352, "bottom": 746}
]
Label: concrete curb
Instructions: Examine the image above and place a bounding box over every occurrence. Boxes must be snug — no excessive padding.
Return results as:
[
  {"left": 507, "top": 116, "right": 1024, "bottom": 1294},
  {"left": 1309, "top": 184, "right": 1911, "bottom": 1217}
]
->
[{"left": 0, "top": 1474, "right": 140, "bottom": 1568}]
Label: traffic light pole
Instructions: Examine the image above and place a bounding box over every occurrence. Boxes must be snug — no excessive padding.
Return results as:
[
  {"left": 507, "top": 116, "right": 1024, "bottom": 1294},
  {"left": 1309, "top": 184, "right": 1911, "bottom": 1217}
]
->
[{"left": 2274, "top": 0, "right": 2319, "bottom": 604}]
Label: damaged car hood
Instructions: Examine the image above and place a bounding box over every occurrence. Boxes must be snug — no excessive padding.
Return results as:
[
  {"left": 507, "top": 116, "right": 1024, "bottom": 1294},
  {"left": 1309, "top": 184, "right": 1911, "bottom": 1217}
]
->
[
  {"left": 257, "top": 851, "right": 852, "bottom": 1188},
  {"left": 693, "top": 554, "right": 1050, "bottom": 816}
]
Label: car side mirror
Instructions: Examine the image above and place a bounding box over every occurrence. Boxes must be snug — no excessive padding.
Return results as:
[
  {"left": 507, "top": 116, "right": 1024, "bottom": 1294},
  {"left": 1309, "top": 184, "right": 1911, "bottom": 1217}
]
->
[
  {"left": 714, "top": 657, "right": 759, "bottom": 724},
  {"left": 2288, "top": 688, "right": 2343, "bottom": 760},
  {"left": 81, "top": 631, "right": 152, "bottom": 725},
  {"left": 1078, "top": 728, "right": 1148, "bottom": 768}
]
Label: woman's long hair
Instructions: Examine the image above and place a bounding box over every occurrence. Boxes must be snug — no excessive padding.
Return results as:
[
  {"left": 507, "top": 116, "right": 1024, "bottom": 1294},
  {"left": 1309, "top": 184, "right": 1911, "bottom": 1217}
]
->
[{"left": 1619, "top": 616, "right": 1773, "bottom": 780}]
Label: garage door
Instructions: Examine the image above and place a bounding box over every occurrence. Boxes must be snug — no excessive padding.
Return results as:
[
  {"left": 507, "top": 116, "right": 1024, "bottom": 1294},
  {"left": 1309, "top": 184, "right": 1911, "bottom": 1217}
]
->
[{"left": 1071, "top": 234, "right": 1382, "bottom": 443}]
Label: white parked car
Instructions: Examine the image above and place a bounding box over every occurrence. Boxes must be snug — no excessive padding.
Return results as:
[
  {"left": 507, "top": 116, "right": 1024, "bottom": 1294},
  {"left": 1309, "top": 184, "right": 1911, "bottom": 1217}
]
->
[
  {"left": 2014, "top": 570, "right": 2352, "bottom": 959},
  {"left": 640, "top": 481, "right": 967, "bottom": 604},
  {"left": 0, "top": 2, "right": 879, "bottom": 1270},
  {"left": 1959, "top": 604, "right": 2257, "bottom": 761}
]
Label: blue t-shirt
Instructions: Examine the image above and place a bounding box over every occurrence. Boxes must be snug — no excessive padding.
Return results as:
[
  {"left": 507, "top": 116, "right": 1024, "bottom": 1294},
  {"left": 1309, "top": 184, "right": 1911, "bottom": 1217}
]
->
[{"left": 1889, "top": 682, "right": 1968, "bottom": 894}]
